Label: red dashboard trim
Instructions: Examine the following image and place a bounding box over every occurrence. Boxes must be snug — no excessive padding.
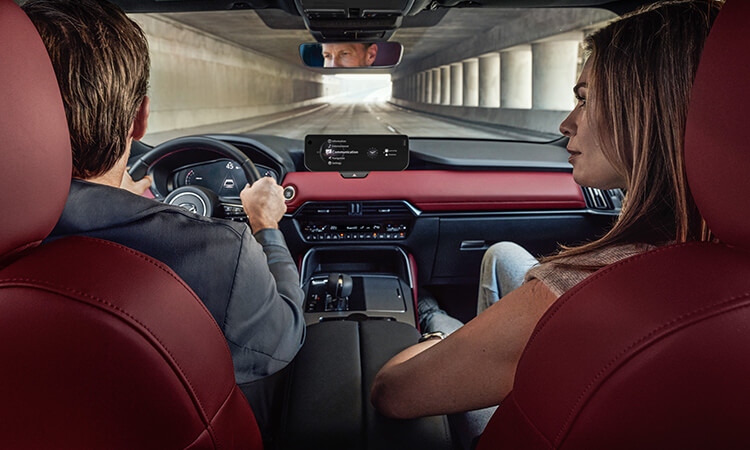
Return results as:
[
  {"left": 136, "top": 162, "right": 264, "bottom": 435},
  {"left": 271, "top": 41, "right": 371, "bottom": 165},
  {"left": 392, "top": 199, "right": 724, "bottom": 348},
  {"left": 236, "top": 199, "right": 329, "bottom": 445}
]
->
[{"left": 283, "top": 170, "right": 585, "bottom": 212}]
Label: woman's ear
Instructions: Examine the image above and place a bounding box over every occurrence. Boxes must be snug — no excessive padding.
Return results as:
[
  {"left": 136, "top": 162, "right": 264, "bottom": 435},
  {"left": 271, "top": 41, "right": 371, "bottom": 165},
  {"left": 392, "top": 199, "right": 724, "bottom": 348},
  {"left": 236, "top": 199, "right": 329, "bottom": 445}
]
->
[{"left": 131, "top": 96, "right": 150, "bottom": 141}]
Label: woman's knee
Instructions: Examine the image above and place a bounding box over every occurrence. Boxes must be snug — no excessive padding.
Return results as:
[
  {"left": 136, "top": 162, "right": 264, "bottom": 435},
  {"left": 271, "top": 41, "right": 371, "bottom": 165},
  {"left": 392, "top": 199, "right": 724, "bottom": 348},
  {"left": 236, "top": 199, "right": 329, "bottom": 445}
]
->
[{"left": 482, "top": 241, "right": 525, "bottom": 267}]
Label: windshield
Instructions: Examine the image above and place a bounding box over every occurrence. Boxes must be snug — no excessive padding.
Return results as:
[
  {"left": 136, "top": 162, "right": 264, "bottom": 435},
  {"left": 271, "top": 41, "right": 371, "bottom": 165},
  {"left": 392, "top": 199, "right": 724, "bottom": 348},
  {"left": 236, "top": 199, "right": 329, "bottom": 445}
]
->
[{"left": 133, "top": 7, "right": 617, "bottom": 146}]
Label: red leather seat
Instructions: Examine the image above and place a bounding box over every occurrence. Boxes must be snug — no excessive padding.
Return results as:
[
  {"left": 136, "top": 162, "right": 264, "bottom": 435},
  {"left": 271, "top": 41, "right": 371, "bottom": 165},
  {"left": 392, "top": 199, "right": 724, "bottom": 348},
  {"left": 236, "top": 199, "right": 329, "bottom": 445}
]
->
[
  {"left": 0, "top": 1, "right": 262, "bottom": 448},
  {"left": 477, "top": 1, "right": 750, "bottom": 448}
]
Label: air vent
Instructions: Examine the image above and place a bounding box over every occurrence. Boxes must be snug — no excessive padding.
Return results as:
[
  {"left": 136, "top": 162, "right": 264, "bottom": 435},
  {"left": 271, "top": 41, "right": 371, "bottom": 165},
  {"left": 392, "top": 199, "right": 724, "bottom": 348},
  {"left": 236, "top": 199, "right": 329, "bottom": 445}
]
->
[
  {"left": 361, "top": 201, "right": 412, "bottom": 216},
  {"left": 296, "top": 200, "right": 417, "bottom": 218},
  {"left": 606, "top": 189, "right": 625, "bottom": 209},
  {"left": 298, "top": 202, "right": 349, "bottom": 216},
  {"left": 582, "top": 187, "right": 624, "bottom": 212}
]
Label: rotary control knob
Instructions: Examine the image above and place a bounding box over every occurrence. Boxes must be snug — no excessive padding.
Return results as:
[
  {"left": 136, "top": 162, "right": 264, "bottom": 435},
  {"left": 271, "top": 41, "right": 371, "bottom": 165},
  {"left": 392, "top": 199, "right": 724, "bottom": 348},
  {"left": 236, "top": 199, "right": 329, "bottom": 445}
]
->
[{"left": 367, "top": 147, "right": 378, "bottom": 159}]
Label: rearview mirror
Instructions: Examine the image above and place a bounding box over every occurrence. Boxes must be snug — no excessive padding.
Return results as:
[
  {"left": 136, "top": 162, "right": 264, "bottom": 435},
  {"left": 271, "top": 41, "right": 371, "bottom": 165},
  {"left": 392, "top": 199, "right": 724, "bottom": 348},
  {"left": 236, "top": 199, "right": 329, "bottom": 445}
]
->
[{"left": 300, "top": 42, "right": 403, "bottom": 69}]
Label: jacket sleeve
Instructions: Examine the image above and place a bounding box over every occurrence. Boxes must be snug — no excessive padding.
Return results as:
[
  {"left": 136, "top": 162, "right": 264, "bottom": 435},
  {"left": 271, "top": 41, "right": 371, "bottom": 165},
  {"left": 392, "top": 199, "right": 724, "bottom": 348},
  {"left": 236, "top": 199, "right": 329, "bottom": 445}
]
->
[{"left": 222, "top": 226, "right": 306, "bottom": 384}]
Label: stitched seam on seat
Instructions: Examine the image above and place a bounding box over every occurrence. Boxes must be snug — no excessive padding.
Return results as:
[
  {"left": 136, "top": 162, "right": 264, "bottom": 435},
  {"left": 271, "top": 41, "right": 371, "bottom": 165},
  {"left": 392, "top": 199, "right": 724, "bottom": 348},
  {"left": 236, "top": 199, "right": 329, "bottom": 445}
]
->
[
  {"left": 183, "top": 427, "right": 217, "bottom": 449},
  {"left": 510, "top": 395, "right": 554, "bottom": 449},
  {"left": 207, "top": 387, "right": 242, "bottom": 450},
  {"left": 526, "top": 242, "right": 712, "bottom": 349},
  {"left": 0, "top": 277, "right": 215, "bottom": 426},
  {"left": 73, "top": 236, "right": 227, "bottom": 338},
  {"left": 552, "top": 293, "right": 750, "bottom": 445}
]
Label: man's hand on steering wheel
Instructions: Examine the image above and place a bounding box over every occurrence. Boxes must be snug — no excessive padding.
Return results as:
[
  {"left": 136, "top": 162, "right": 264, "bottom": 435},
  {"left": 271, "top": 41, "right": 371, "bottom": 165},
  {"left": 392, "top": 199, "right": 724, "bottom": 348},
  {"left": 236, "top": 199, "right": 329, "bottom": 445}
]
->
[
  {"left": 121, "top": 170, "right": 152, "bottom": 196},
  {"left": 240, "top": 177, "right": 287, "bottom": 233}
]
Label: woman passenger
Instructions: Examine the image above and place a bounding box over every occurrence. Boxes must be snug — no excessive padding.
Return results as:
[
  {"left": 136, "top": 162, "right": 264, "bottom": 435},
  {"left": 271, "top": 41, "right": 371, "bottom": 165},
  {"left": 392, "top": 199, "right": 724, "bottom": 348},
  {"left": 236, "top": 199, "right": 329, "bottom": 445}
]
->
[{"left": 371, "top": 0, "right": 721, "bottom": 444}]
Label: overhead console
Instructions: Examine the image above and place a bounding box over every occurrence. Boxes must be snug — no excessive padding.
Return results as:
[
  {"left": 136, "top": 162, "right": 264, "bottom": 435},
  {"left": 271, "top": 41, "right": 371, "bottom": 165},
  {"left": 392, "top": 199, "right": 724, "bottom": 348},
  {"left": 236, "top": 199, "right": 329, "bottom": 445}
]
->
[{"left": 295, "top": 0, "right": 414, "bottom": 40}]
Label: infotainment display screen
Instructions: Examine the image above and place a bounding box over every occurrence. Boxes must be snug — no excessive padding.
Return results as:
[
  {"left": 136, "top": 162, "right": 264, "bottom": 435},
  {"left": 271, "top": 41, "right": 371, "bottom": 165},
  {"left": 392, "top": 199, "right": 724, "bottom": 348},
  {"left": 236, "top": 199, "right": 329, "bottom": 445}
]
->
[{"left": 304, "top": 135, "right": 409, "bottom": 173}]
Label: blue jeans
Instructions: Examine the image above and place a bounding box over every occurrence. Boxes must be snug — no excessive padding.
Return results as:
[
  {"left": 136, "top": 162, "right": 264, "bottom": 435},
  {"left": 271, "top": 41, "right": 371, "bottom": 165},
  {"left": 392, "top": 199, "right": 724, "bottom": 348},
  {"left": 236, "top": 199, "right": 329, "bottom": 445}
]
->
[
  {"left": 477, "top": 241, "right": 539, "bottom": 315},
  {"left": 419, "top": 241, "right": 538, "bottom": 335}
]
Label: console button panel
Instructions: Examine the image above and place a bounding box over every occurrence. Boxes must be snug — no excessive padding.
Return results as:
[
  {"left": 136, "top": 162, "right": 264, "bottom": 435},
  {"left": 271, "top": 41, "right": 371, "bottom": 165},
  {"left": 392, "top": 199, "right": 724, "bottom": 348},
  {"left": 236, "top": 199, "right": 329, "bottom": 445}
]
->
[{"left": 302, "top": 222, "right": 408, "bottom": 241}]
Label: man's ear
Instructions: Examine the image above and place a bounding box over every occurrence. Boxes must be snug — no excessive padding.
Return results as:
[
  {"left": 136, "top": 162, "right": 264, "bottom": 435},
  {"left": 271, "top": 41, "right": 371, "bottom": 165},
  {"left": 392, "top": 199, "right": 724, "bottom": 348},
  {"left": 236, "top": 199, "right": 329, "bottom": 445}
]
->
[
  {"left": 366, "top": 44, "right": 378, "bottom": 66},
  {"left": 131, "top": 96, "right": 150, "bottom": 141}
]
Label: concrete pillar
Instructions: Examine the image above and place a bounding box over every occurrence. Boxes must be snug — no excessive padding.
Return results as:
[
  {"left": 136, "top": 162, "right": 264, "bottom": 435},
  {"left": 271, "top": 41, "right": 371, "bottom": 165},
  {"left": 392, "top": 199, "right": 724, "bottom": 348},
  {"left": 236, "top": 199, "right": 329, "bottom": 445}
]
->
[
  {"left": 440, "top": 66, "right": 451, "bottom": 105},
  {"left": 418, "top": 72, "right": 426, "bottom": 103},
  {"left": 450, "top": 63, "right": 463, "bottom": 106},
  {"left": 532, "top": 31, "right": 582, "bottom": 110},
  {"left": 500, "top": 45, "right": 532, "bottom": 109},
  {"left": 462, "top": 58, "right": 479, "bottom": 107},
  {"left": 478, "top": 53, "right": 501, "bottom": 108},
  {"left": 426, "top": 70, "right": 433, "bottom": 104},
  {"left": 431, "top": 68, "right": 442, "bottom": 104}
]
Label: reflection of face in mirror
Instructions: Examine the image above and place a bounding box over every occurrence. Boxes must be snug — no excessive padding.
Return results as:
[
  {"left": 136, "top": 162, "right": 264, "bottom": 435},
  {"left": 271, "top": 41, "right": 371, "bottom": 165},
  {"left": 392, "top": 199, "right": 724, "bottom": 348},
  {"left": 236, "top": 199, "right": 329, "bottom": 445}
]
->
[{"left": 321, "top": 43, "right": 378, "bottom": 68}]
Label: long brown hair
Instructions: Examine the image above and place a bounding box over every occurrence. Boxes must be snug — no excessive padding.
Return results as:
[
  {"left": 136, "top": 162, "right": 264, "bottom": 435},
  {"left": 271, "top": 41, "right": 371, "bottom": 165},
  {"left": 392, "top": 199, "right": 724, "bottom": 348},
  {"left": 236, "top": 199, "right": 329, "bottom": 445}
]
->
[
  {"left": 543, "top": 0, "right": 721, "bottom": 269},
  {"left": 23, "top": 0, "right": 150, "bottom": 179}
]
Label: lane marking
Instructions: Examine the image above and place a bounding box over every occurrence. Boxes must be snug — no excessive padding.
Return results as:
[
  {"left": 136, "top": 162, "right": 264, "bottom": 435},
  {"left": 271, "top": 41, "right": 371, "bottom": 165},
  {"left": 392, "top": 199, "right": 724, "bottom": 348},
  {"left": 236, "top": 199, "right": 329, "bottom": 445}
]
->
[{"left": 242, "top": 103, "right": 330, "bottom": 132}]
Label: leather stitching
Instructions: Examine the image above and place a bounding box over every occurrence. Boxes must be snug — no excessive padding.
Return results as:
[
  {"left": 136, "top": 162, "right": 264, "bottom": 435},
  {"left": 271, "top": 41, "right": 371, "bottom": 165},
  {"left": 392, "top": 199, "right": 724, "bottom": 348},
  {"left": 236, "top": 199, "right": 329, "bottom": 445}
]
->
[
  {"left": 511, "top": 395, "right": 554, "bottom": 449},
  {"left": 553, "top": 292, "right": 750, "bottom": 445},
  {"left": 62, "top": 237, "right": 228, "bottom": 351},
  {"left": 0, "top": 277, "right": 213, "bottom": 421},
  {"left": 526, "top": 242, "right": 713, "bottom": 348}
]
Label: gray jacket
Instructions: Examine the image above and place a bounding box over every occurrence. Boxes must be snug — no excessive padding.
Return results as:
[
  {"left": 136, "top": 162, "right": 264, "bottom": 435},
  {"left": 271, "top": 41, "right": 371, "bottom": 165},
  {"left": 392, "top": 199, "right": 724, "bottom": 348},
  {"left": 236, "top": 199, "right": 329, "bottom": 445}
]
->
[{"left": 47, "top": 179, "right": 305, "bottom": 384}]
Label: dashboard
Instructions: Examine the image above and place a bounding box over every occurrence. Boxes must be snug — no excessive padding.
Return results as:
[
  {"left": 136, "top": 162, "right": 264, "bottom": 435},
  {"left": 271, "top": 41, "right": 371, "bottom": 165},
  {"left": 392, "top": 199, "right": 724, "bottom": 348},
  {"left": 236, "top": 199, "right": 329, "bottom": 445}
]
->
[{"left": 130, "top": 133, "right": 620, "bottom": 287}]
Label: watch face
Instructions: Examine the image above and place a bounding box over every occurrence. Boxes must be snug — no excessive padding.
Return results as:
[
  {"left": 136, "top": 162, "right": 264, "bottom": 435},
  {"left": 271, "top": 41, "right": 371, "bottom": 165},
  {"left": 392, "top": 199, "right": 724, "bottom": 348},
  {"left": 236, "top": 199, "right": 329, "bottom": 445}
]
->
[{"left": 305, "top": 134, "right": 409, "bottom": 172}]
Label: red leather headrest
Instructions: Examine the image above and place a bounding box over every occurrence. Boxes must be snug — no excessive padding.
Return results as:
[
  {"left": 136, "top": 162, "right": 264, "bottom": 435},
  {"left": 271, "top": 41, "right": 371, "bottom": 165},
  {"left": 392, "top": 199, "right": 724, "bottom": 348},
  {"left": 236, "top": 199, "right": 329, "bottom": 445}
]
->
[
  {"left": 0, "top": 0, "right": 71, "bottom": 260},
  {"left": 685, "top": 0, "right": 750, "bottom": 249}
]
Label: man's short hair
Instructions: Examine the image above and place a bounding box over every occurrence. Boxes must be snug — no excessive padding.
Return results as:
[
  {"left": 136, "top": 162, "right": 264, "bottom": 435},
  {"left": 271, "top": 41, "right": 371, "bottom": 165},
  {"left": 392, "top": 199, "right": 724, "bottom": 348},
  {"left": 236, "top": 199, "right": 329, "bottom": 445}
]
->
[{"left": 23, "top": 0, "right": 150, "bottom": 179}]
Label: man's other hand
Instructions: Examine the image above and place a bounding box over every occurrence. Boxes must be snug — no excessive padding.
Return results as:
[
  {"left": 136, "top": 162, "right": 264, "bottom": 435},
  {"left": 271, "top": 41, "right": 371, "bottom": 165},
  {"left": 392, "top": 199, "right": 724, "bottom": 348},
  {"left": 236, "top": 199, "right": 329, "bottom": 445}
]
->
[
  {"left": 121, "top": 171, "right": 152, "bottom": 195},
  {"left": 241, "top": 177, "right": 287, "bottom": 232}
]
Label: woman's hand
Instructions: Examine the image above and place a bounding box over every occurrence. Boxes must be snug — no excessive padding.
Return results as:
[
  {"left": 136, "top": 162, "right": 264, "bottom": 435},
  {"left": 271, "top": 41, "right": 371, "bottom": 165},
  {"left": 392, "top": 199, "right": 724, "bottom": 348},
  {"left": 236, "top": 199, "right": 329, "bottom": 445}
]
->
[{"left": 371, "top": 279, "right": 557, "bottom": 419}]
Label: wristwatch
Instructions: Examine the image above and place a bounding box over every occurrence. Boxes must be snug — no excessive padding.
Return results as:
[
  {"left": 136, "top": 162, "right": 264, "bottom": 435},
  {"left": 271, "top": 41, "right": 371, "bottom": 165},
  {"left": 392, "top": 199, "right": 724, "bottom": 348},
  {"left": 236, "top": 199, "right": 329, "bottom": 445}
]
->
[{"left": 418, "top": 331, "right": 446, "bottom": 343}]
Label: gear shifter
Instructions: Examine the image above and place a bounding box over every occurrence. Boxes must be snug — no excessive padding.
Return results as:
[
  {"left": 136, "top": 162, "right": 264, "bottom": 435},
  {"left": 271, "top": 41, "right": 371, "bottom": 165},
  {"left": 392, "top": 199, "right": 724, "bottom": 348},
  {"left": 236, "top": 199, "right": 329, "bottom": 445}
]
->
[{"left": 325, "top": 273, "right": 353, "bottom": 311}]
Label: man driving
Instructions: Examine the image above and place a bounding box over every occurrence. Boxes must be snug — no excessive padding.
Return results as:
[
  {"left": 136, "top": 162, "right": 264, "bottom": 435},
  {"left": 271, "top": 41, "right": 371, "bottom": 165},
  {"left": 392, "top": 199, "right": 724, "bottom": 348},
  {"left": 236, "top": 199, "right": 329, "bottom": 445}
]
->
[
  {"left": 322, "top": 42, "right": 379, "bottom": 67},
  {"left": 23, "top": 0, "right": 304, "bottom": 399}
]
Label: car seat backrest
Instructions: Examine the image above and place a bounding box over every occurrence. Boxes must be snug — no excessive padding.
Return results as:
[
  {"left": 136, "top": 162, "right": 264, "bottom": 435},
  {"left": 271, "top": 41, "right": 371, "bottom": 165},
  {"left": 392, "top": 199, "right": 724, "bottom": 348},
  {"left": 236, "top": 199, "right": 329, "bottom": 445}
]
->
[
  {"left": 684, "top": 0, "right": 750, "bottom": 250},
  {"left": 0, "top": 1, "right": 262, "bottom": 447},
  {"left": 0, "top": 0, "right": 70, "bottom": 261},
  {"left": 477, "top": 1, "right": 750, "bottom": 448}
]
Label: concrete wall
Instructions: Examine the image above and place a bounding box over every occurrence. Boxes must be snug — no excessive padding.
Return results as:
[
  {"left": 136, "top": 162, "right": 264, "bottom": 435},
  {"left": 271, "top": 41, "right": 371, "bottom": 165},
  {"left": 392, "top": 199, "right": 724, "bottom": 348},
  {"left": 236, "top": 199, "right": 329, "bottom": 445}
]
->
[
  {"left": 390, "top": 98, "right": 566, "bottom": 137},
  {"left": 130, "top": 14, "right": 325, "bottom": 136}
]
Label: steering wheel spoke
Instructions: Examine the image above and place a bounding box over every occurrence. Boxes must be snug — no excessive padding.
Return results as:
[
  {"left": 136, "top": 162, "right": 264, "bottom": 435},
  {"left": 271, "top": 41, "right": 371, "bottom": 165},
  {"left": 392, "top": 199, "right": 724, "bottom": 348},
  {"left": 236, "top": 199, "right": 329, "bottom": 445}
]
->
[{"left": 219, "top": 202, "right": 248, "bottom": 223}]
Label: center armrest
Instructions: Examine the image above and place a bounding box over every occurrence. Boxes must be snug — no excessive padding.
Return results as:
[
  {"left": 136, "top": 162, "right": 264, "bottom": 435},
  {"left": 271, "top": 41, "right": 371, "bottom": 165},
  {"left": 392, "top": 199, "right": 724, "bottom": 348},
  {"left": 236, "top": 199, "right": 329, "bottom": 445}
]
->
[{"left": 279, "top": 319, "right": 453, "bottom": 450}]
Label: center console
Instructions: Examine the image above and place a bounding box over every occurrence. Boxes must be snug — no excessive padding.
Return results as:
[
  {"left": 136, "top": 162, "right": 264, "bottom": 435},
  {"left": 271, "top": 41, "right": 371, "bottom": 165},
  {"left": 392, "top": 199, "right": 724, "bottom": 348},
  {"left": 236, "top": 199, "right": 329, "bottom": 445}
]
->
[
  {"left": 279, "top": 203, "right": 451, "bottom": 449},
  {"left": 299, "top": 245, "right": 417, "bottom": 326}
]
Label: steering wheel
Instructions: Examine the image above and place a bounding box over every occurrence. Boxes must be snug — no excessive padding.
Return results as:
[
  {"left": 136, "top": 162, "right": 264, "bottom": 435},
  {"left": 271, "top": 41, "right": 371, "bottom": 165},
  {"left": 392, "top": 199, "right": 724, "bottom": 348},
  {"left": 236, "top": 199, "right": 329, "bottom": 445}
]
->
[{"left": 128, "top": 136, "right": 262, "bottom": 218}]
